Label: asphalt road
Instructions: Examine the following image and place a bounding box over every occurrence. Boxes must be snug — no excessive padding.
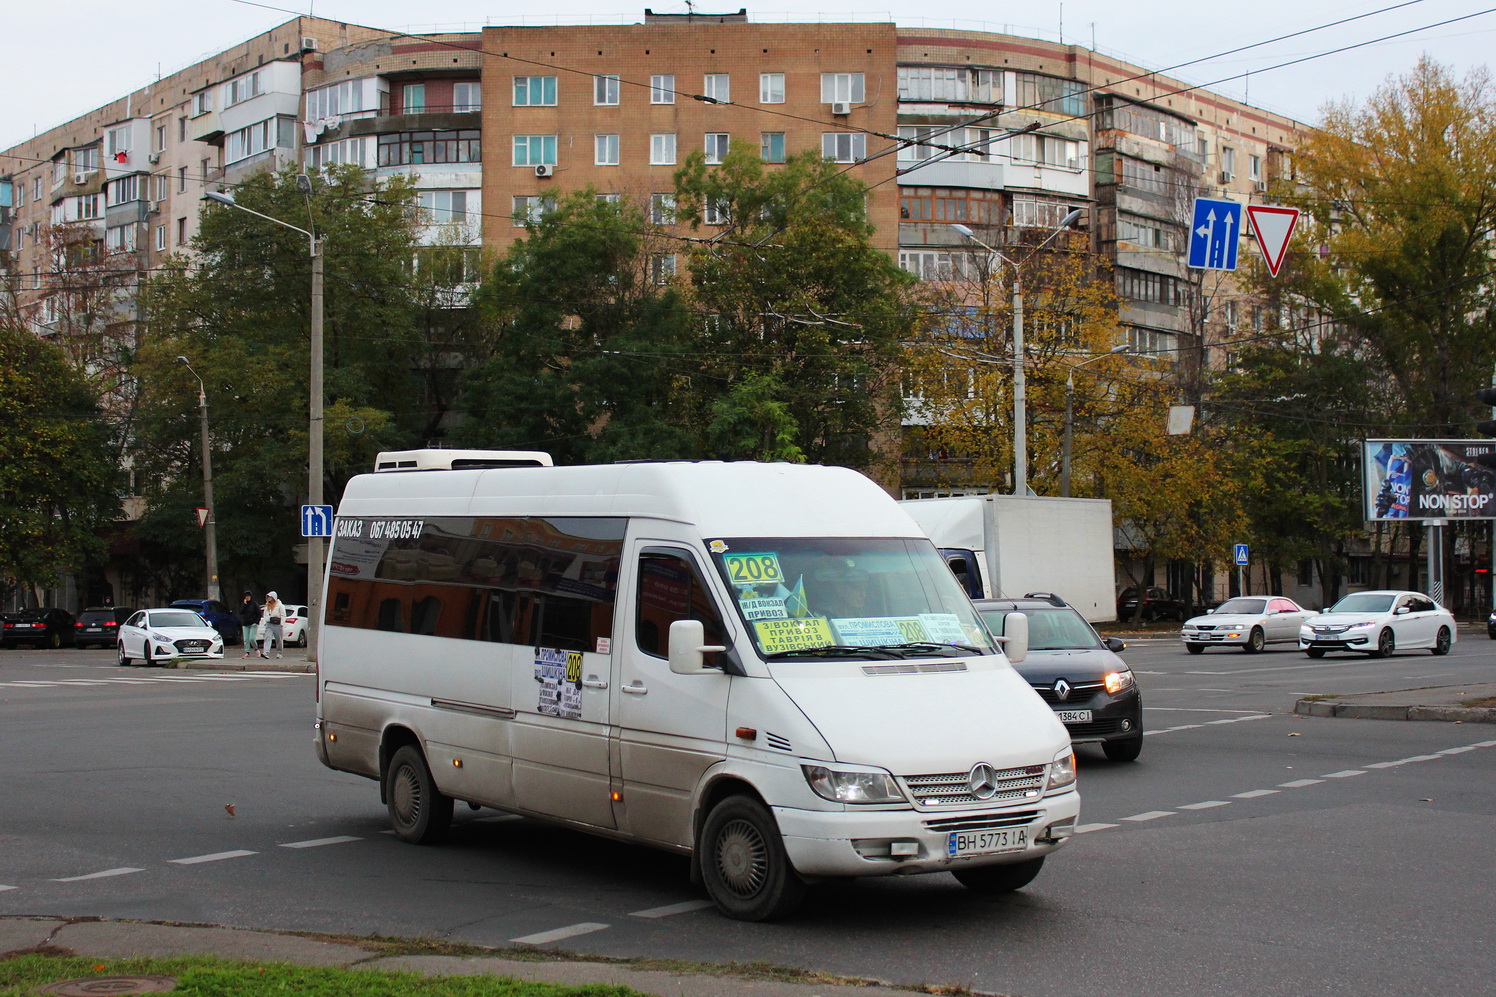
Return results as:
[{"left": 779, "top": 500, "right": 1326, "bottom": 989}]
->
[{"left": 4, "top": 640, "right": 1494, "bottom": 997}]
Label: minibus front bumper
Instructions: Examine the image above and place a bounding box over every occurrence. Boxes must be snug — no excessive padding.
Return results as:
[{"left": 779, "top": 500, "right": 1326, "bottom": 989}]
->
[{"left": 773, "top": 791, "right": 1081, "bottom": 878}]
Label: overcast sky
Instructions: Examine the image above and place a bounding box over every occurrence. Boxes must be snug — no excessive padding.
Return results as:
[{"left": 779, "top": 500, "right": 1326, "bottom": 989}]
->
[{"left": 6, "top": 0, "right": 1492, "bottom": 149}]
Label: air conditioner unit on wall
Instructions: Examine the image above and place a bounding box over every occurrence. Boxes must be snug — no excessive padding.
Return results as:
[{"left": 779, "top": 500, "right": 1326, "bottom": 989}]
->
[
  {"left": 147, "top": 153, "right": 161, "bottom": 165},
  {"left": 73, "top": 172, "right": 88, "bottom": 184},
  {"left": 301, "top": 36, "right": 319, "bottom": 52},
  {"left": 1218, "top": 171, "right": 1233, "bottom": 184},
  {"left": 831, "top": 102, "right": 851, "bottom": 116},
  {"left": 1253, "top": 180, "right": 1267, "bottom": 193},
  {"left": 534, "top": 164, "right": 554, "bottom": 178}
]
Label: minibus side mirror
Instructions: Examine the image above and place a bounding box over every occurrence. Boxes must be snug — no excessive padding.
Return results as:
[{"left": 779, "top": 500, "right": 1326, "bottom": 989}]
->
[
  {"left": 1000, "top": 612, "right": 1028, "bottom": 664},
  {"left": 668, "top": 619, "right": 727, "bottom": 675}
]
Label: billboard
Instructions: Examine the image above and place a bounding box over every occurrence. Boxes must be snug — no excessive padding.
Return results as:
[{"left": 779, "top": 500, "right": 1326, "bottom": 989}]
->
[{"left": 1363, "top": 440, "right": 1496, "bottom": 521}]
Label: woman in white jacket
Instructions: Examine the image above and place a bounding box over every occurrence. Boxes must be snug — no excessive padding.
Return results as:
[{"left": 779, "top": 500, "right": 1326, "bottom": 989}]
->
[{"left": 262, "top": 591, "right": 287, "bottom": 659}]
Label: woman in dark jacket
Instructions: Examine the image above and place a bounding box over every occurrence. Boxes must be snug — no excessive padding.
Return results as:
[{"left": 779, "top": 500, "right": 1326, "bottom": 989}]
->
[{"left": 237, "top": 592, "right": 263, "bottom": 659}]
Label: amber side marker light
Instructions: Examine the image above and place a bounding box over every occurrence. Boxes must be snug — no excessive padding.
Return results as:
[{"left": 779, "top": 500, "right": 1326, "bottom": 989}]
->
[{"left": 735, "top": 727, "right": 758, "bottom": 740}]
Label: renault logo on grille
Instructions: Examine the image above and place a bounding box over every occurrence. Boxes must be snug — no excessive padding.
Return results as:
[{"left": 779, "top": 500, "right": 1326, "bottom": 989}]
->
[
  {"left": 968, "top": 763, "right": 1000, "bottom": 799},
  {"left": 1053, "top": 678, "right": 1072, "bottom": 701}
]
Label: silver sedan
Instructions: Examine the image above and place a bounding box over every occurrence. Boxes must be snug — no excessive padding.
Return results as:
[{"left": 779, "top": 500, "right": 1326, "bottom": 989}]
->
[{"left": 1181, "top": 596, "right": 1315, "bottom": 654}]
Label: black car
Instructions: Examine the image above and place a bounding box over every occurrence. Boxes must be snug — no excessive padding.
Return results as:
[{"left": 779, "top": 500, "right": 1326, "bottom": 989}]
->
[
  {"left": 1, "top": 608, "right": 77, "bottom": 649},
  {"left": 74, "top": 606, "right": 134, "bottom": 648},
  {"left": 1116, "top": 586, "right": 1189, "bottom": 622},
  {"left": 975, "top": 594, "right": 1144, "bottom": 762},
  {"left": 168, "top": 599, "right": 243, "bottom": 645}
]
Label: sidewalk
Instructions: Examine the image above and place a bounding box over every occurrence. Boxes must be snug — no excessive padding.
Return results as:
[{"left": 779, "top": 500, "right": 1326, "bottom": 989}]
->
[
  {"left": 1293, "top": 682, "right": 1496, "bottom": 724},
  {"left": 0, "top": 917, "right": 905, "bottom": 997}
]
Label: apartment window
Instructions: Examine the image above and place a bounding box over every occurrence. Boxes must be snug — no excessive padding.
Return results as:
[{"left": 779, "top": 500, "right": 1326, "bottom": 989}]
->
[
  {"left": 650, "top": 74, "right": 675, "bottom": 104},
  {"left": 154, "top": 224, "right": 167, "bottom": 251},
  {"left": 704, "top": 199, "right": 731, "bottom": 225},
  {"left": 595, "top": 134, "right": 620, "bottom": 165},
  {"left": 649, "top": 253, "right": 677, "bottom": 284},
  {"left": 1014, "top": 73, "right": 1087, "bottom": 116},
  {"left": 650, "top": 133, "right": 677, "bottom": 165},
  {"left": 75, "top": 147, "right": 100, "bottom": 173},
  {"left": 76, "top": 194, "right": 101, "bottom": 220},
  {"left": 225, "top": 70, "right": 264, "bottom": 106},
  {"left": 1114, "top": 156, "right": 1171, "bottom": 195},
  {"left": 177, "top": 217, "right": 187, "bottom": 244},
  {"left": 650, "top": 193, "right": 676, "bottom": 224},
  {"left": 376, "top": 130, "right": 481, "bottom": 166},
  {"left": 821, "top": 132, "right": 865, "bottom": 163},
  {"left": 759, "top": 73, "right": 785, "bottom": 104},
  {"left": 33, "top": 178, "right": 42, "bottom": 200},
  {"left": 1117, "top": 267, "right": 1190, "bottom": 307},
  {"left": 155, "top": 125, "right": 167, "bottom": 153},
  {"left": 1009, "top": 133, "right": 1081, "bottom": 169},
  {"left": 107, "top": 175, "right": 140, "bottom": 206},
  {"left": 1224, "top": 300, "right": 1239, "bottom": 329},
  {"left": 153, "top": 175, "right": 169, "bottom": 203},
  {"left": 1010, "top": 196, "right": 1081, "bottom": 229},
  {"left": 179, "top": 117, "right": 187, "bottom": 142},
  {"left": 899, "top": 187, "right": 1003, "bottom": 224},
  {"left": 898, "top": 250, "right": 969, "bottom": 281},
  {"left": 820, "top": 72, "right": 865, "bottom": 104},
  {"left": 1222, "top": 146, "right": 1238, "bottom": 178},
  {"left": 402, "top": 84, "right": 426, "bottom": 114},
  {"left": 192, "top": 90, "right": 213, "bottom": 116},
  {"left": 419, "top": 190, "right": 469, "bottom": 225},
  {"left": 178, "top": 166, "right": 188, "bottom": 192},
  {"left": 1125, "top": 325, "right": 1176, "bottom": 358},
  {"left": 594, "top": 74, "right": 620, "bottom": 106},
  {"left": 104, "top": 224, "right": 137, "bottom": 254},
  {"left": 306, "top": 136, "right": 370, "bottom": 170},
  {"left": 106, "top": 126, "right": 131, "bottom": 160},
  {"left": 1118, "top": 214, "right": 1171, "bottom": 251},
  {"left": 897, "top": 126, "right": 943, "bottom": 162},
  {"left": 596, "top": 192, "right": 621, "bottom": 204},
  {"left": 226, "top": 117, "right": 293, "bottom": 164},
  {"left": 760, "top": 132, "right": 785, "bottom": 163},
  {"left": 513, "top": 76, "right": 557, "bottom": 106},
  {"left": 512, "top": 134, "right": 557, "bottom": 167},
  {"left": 452, "top": 82, "right": 482, "bottom": 113},
  {"left": 704, "top": 133, "right": 729, "bottom": 165},
  {"left": 307, "top": 79, "right": 380, "bottom": 120},
  {"left": 1249, "top": 153, "right": 1262, "bottom": 181},
  {"left": 512, "top": 194, "right": 554, "bottom": 226},
  {"left": 703, "top": 74, "right": 730, "bottom": 103}
]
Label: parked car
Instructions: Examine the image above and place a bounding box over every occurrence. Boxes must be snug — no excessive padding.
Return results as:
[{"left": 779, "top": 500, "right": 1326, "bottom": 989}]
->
[
  {"left": 1299, "top": 590, "right": 1456, "bottom": 658},
  {"left": 1116, "top": 586, "right": 1189, "bottom": 622},
  {"left": 1180, "top": 596, "right": 1315, "bottom": 654},
  {"left": 117, "top": 608, "right": 225, "bottom": 666},
  {"left": 73, "top": 606, "right": 134, "bottom": 649},
  {"left": 168, "top": 599, "right": 242, "bottom": 645},
  {"left": 281, "top": 604, "right": 310, "bottom": 648},
  {"left": 975, "top": 594, "right": 1144, "bottom": 762},
  {"left": 1, "top": 608, "right": 76, "bottom": 649}
]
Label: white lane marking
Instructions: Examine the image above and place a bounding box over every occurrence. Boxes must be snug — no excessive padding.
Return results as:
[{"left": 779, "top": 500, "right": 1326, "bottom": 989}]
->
[
  {"left": 169, "top": 850, "right": 258, "bottom": 865},
  {"left": 0, "top": 682, "right": 60, "bottom": 687},
  {"left": 1473, "top": 740, "right": 1496, "bottom": 748},
  {"left": 1438, "top": 746, "right": 1477, "bottom": 755},
  {"left": 1177, "top": 801, "right": 1231, "bottom": 810},
  {"left": 279, "top": 836, "right": 361, "bottom": 849},
  {"left": 53, "top": 680, "right": 114, "bottom": 685},
  {"left": 510, "top": 922, "right": 610, "bottom": 945},
  {"left": 1122, "top": 811, "right": 1175, "bottom": 822},
  {"left": 1233, "top": 789, "right": 1279, "bottom": 799},
  {"left": 1279, "top": 779, "right": 1324, "bottom": 788},
  {"left": 630, "top": 900, "right": 715, "bottom": 918},
  {"left": 53, "top": 867, "right": 144, "bottom": 882},
  {"left": 1075, "top": 822, "right": 1118, "bottom": 833},
  {"left": 0, "top": 885, "right": 16, "bottom": 892},
  {"left": 1322, "top": 770, "right": 1366, "bottom": 778}
]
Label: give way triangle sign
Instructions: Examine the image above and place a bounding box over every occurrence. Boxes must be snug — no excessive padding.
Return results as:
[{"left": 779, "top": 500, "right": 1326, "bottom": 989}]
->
[
  {"left": 1246, "top": 205, "right": 1300, "bottom": 277},
  {"left": 196, "top": 507, "right": 210, "bottom": 528}
]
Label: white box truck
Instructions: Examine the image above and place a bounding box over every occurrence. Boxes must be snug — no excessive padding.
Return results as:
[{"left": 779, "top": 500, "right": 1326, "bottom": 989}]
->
[
  {"left": 901, "top": 495, "right": 1117, "bottom": 623},
  {"left": 315, "top": 452, "right": 1080, "bottom": 920}
]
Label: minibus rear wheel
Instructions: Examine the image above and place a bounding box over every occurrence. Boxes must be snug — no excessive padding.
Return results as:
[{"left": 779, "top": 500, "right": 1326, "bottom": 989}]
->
[
  {"left": 701, "top": 795, "right": 806, "bottom": 921},
  {"left": 952, "top": 856, "right": 1045, "bottom": 895},
  {"left": 385, "top": 744, "right": 453, "bottom": 845}
]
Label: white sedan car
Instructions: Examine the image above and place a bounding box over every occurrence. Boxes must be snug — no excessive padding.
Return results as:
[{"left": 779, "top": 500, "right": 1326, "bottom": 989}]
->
[
  {"left": 1181, "top": 596, "right": 1315, "bottom": 654},
  {"left": 118, "top": 608, "right": 225, "bottom": 667},
  {"left": 1299, "top": 590, "right": 1456, "bottom": 658}
]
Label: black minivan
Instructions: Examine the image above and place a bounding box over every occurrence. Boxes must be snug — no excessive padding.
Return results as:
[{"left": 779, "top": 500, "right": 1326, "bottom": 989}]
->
[{"left": 974, "top": 594, "right": 1144, "bottom": 762}]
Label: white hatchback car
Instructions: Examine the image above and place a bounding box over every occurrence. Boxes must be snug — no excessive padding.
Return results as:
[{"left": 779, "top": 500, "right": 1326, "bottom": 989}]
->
[
  {"left": 1181, "top": 596, "right": 1315, "bottom": 654},
  {"left": 1299, "top": 590, "right": 1456, "bottom": 658},
  {"left": 281, "top": 604, "right": 310, "bottom": 648},
  {"left": 118, "top": 607, "right": 225, "bottom": 666}
]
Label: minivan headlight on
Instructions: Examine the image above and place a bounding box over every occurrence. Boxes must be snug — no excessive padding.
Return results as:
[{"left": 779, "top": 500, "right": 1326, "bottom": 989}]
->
[
  {"left": 1046, "top": 749, "right": 1077, "bottom": 793},
  {"left": 802, "top": 763, "right": 906, "bottom": 804},
  {"left": 1104, "top": 670, "right": 1135, "bottom": 695}
]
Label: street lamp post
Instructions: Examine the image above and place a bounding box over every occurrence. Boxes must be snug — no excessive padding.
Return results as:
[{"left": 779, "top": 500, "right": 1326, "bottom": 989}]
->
[
  {"left": 175, "top": 357, "right": 220, "bottom": 602},
  {"left": 203, "top": 188, "right": 324, "bottom": 661},
  {"left": 1062, "top": 344, "right": 1131, "bottom": 497},
  {"left": 953, "top": 211, "right": 1084, "bottom": 496}
]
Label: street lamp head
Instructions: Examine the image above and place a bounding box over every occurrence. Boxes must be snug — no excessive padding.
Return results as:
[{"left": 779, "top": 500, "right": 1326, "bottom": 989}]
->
[
  {"left": 1108, "top": 343, "right": 1132, "bottom": 355},
  {"left": 1059, "top": 208, "right": 1086, "bottom": 229},
  {"left": 176, "top": 355, "right": 191, "bottom": 366},
  {"left": 203, "top": 190, "right": 236, "bottom": 206},
  {"left": 951, "top": 223, "right": 976, "bottom": 239}
]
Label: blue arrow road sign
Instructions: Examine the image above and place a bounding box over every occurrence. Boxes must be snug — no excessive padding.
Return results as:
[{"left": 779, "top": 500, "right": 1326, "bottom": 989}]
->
[
  {"left": 301, "top": 504, "right": 334, "bottom": 538},
  {"left": 1187, "top": 197, "right": 1242, "bottom": 271},
  {"left": 1235, "top": 543, "right": 1250, "bottom": 566}
]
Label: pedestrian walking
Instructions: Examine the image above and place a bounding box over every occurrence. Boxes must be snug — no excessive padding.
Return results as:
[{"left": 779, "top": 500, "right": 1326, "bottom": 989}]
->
[
  {"left": 262, "top": 590, "right": 286, "bottom": 659},
  {"left": 237, "top": 591, "right": 262, "bottom": 659}
]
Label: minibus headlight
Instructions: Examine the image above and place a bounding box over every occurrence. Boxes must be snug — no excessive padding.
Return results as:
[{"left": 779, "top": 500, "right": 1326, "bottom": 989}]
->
[
  {"left": 1104, "top": 670, "right": 1135, "bottom": 695},
  {"left": 1046, "top": 749, "right": 1077, "bottom": 792},
  {"left": 802, "top": 763, "right": 906, "bottom": 804}
]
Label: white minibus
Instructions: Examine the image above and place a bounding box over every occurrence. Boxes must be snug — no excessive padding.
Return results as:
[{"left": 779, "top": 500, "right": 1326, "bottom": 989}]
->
[{"left": 315, "top": 452, "right": 1079, "bottom": 920}]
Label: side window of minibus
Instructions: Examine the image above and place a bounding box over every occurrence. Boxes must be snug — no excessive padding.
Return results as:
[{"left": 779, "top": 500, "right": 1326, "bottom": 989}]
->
[{"left": 636, "top": 551, "right": 729, "bottom": 661}]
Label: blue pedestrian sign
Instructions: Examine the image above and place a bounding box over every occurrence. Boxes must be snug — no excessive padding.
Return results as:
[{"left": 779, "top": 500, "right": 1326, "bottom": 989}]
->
[
  {"left": 1234, "top": 543, "right": 1250, "bottom": 566},
  {"left": 1187, "top": 197, "right": 1242, "bottom": 271},
  {"left": 301, "top": 504, "right": 335, "bottom": 537}
]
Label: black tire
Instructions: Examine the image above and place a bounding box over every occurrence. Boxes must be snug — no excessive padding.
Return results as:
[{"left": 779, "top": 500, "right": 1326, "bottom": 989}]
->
[
  {"left": 1186, "top": 643, "right": 1205, "bottom": 655},
  {"left": 953, "top": 856, "right": 1045, "bottom": 895},
  {"left": 295, "top": 631, "right": 308, "bottom": 648},
  {"left": 1243, "top": 627, "right": 1265, "bottom": 654},
  {"left": 117, "top": 642, "right": 132, "bottom": 667},
  {"left": 1371, "top": 629, "right": 1395, "bottom": 658},
  {"left": 48, "top": 631, "right": 62, "bottom": 649},
  {"left": 1306, "top": 648, "right": 1326, "bottom": 658},
  {"left": 142, "top": 644, "right": 154, "bottom": 667},
  {"left": 1103, "top": 735, "right": 1144, "bottom": 762},
  {"left": 700, "top": 795, "right": 806, "bottom": 921},
  {"left": 1431, "top": 626, "right": 1452, "bottom": 656},
  {"left": 385, "top": 744, "right": 453, "bottom": 845}
]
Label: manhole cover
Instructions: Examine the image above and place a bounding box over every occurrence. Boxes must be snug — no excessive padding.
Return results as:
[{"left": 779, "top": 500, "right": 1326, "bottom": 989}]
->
[{"left": 38, "top": 976, "right": 177, "bottom": 995}]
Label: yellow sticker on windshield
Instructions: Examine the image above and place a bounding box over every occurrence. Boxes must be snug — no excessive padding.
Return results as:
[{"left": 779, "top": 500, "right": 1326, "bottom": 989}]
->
[{"left": 753, "top": 617, "right": 834, "bottom": 654}]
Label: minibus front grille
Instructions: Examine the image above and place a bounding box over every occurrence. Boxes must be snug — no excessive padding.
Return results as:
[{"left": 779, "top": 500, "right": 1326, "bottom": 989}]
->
[
  {"left": 902, "top": 766, "right": 1045, "bottom": 807},
  {"left": 922, "top": 810, "right": 1041, "bottom": 833},
  {"left": 861, "top": 661, "right": 968, "bottom": 676}
]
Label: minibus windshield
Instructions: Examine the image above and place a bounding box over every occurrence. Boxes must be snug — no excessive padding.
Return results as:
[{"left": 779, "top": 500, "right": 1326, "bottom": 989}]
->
[{"left": 707, "top": 536, "right": 995, "bottom": 660}]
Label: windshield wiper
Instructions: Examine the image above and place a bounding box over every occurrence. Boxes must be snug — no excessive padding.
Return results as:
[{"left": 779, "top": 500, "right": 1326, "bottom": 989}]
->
[
  {"left": 764, "top": 644, "right": 905, "bottom": 660},
  {"left": 875, "top": 641, "right": 985, "bottom": 658}
]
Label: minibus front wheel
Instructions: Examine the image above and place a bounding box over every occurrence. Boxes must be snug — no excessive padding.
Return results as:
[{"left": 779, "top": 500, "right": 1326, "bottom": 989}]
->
[
  {"left": 700, "top": 795, "right": 806, "bottom": 921},
  {"left": 385, "top": 744, "right": 453, "bottom": 845}
]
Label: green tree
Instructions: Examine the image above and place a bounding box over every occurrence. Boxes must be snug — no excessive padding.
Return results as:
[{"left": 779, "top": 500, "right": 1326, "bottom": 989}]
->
[{"left": 0, "top": 325, "right": 117, "bottom": 601}]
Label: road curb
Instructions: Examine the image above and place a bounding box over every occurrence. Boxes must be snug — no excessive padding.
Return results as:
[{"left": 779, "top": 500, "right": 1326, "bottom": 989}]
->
[{"left": 1293, "top": 699, "right": 1496, "bottom": 723}]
